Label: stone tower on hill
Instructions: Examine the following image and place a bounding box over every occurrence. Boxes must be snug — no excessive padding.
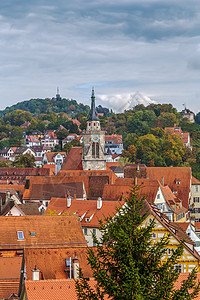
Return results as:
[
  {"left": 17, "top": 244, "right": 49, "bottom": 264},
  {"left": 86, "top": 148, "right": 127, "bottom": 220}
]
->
[{"left": 82, "top": 89, "right": 106, "bottom": 170}]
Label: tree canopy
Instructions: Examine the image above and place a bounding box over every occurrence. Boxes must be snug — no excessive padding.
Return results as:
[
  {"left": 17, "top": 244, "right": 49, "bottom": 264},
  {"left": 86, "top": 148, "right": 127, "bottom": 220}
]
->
[{"left": 76, "top": 187, "right": 200, "bottom": 300}]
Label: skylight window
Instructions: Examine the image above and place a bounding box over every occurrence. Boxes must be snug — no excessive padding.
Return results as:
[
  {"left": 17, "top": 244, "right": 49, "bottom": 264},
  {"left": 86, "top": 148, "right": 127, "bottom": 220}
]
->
[{"left": 17, "top": 231, "right": 24, "bottom": 240}]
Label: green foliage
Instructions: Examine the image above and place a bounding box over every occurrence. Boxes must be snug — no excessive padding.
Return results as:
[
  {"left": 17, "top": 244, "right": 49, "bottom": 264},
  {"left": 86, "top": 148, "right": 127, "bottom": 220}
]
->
[
  {"left": 4, "top": 110, "right": 32, "bottom": 126},
  {"left": 0, "top": 97, "right": 90, "bottom": 116},
  {"left": 76, "top": 187, "right": 200, "bottom": 299},
  {"left": 13, "top": 153, "right": 36, "bottom": 168},
  {"left": 9, "top": 127, "right": 24, "bottom": 147},
  {"left": 63, "top": 139, "right": 81, "bottom": 154},
  {"left": 122, "top": 132, "right": 190, "bottom": 167},
  {"left": 56, "top": 128, "right": 69, "bottom": 140}
]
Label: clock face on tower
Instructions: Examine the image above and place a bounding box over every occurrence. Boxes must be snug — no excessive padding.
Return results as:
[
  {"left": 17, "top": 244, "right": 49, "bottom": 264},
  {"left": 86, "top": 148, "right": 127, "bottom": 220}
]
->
[{"left": 91, "top": 134, "right": 100, "bottom": 142}]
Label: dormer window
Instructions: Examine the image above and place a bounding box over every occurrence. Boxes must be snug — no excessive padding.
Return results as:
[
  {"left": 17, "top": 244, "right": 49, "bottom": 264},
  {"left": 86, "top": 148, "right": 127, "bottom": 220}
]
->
[
  {"left": 85, "top": 217, "right": 90, "bottom": 223},
  {"left": 17, "top": 231, "right": 24, "bottom": 240}
]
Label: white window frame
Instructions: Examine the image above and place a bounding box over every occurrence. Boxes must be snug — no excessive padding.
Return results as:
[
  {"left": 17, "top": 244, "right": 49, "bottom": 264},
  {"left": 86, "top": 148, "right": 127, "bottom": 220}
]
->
[{"left": 17, "top": 231, "right": 24, "bottom": 240}]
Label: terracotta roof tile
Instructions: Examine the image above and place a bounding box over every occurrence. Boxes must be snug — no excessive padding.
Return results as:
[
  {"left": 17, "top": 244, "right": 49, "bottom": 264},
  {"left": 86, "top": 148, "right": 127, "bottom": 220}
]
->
[
  {"left": 0, "top": 256, "right": 22, "bottom": 280},
  {"left": 146, "top": 167, "right": 191, "bottom": 209},
  {"left": 24, "top": 247, "right": 92, "bottom": 280},
  {"left": 61, "top": 147, "right": 83, "bottom": 170},
  {"left": 192, "top": 176, "right": 200, "bottom": 185},
  {"left": 0, "top": 280, "right": 19, "bottom": 299},
  {"left": 0, "top": 215, "right": 86, "bottom": 250},
  {"left": 25, "top": 278, "right": 108, "bottom": 300},
  {"left": 46, "top": 198, "right": 124, "bottom": 228}
]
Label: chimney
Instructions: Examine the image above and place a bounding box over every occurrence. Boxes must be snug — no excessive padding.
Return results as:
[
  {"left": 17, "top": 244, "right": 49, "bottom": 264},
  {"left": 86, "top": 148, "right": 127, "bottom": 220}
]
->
[
  {"left": 161, "top": 177, "right": 164, "bottom": 186},
  {"left": 6, "top": 191, "right": 10, "bottom": 203},
  {"left": 32, "top": 265, "right": 40, "bottom": 281},
  {"left": 67, "top": 196, "right": 71, "bottom": 208},
  {"left": 97, "top": 197, "right": 102, "bottom": 210},
  {"left": 73, "top": 253, "right": 79, "bottom": 279},
  {"left": 137, "top": 163, "right": 140, "bottom": 172},
  {"left": 135, "top": 176, "right": 137, "bottom": 185}
]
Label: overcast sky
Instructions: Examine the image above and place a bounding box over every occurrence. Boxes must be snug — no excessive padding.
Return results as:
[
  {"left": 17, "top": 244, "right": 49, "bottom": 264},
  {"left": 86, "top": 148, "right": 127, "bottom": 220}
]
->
[{"left": 0, "top": 0, "right": 200, "bottom": 113}]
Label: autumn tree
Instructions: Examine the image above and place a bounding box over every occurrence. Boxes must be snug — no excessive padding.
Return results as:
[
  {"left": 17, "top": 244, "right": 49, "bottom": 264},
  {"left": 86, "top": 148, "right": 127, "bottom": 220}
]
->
[
  {"left": 13, "top": 153, "right": 36, "bottom": 168},
  {"left": 76, "top": 187, "right": 200, "bottom": 300}
]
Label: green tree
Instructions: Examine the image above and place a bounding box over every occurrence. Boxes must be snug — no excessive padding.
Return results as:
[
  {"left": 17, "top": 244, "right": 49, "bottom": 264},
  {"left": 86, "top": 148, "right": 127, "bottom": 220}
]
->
[
  {"left": 13, "top": 153, "right": 36, "bottom": 168},
  {"left": 56, "top": 128, "right": 69, "bottom": 140},
  {"left": 76, "top": 187, "right": 200, "bottom": 300},
  {"left": 9, "top": 127, "right": 24, "bottom": 147}
]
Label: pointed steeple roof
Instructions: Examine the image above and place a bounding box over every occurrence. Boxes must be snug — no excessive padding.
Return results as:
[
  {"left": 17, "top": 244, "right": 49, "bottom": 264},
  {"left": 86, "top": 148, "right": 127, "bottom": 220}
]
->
[{"left": 87, "top": 88, "right": 100, "bottom": 121}]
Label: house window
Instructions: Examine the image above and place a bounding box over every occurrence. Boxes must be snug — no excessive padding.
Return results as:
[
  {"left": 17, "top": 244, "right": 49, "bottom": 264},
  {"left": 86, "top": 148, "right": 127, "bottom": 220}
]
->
[
  {"left": 92, "top": 228, "right": 96, "bottom": 235},
  {"left": 167, "top": 248, "right": 171, "bottom": 256},
  {"left": 194, "top": 197, "right": 199, "bottom": 203},
  {"left": 83, "top": 228, "right": 87, "bottom": 235},
  {"left": 174, "top": 264, "right": 183, "bottom": 273},
  {"left": 17, "top": 231, "right": 24, "bottom": 240},
  {"left": 157, "top": 194, "right": 160, "bottom": 199},
  {"left": 195, "top": 185, "right": 199, "bottom": 193},
  {"left": 152, "top": 233, "right": 156, "bottom": 239}
]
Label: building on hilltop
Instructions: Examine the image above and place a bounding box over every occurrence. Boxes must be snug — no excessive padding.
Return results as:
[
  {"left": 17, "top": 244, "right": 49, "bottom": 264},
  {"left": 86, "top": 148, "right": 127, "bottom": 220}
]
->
[
  {"left": 180, "top": 106, "right": 195, "bottom": 123},
  {"left": 82, "top": 89, "right": 106, "bottom": 170}
]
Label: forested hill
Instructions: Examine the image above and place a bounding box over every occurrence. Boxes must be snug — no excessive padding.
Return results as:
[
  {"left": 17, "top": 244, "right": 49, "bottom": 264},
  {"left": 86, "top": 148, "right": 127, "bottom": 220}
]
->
[{"left": 0, "top": 97, "right": 92, "bottom": 116}]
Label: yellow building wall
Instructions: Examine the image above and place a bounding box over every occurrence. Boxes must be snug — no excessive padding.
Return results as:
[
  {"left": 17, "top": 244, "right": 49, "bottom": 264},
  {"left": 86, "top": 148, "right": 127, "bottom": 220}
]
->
[{"left": 140, "top": 214, "right": 200, "bottom": 273}]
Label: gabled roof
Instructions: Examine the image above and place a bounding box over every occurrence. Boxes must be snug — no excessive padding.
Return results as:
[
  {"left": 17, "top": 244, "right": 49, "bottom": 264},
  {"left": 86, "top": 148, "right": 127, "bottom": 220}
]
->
[
  {"left": 192, "top": 176, "right": 200, "bottom": 185},
  {"left": 44, "top": 152, "right": 67, "bottom": 163},
  {"left": 46, "top": 198, "right": 124, "bottom": 228},
  {"left": 0, "top": 215, "right": 87, "bottom": 250},
  {"left": 146, "top": 167, "right": 191, "bottom": 209},
  {"left": 142, "top": 201, "right": 200, "bottom": 260},
  {"left": 61, "top": 147, "right": 83, "bottom": 170}
]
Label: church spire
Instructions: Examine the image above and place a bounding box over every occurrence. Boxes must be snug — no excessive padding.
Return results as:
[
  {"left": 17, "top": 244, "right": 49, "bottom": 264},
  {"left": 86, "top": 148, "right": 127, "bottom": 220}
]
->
[{"left": 87, "top": 88, "right": 99, "bottom": 121}]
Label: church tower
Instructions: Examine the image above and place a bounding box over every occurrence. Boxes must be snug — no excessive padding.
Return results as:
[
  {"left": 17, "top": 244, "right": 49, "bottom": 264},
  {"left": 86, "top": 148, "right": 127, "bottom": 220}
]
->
[{"left": 82, "top": 89, "right": 106, "bottom": 170}]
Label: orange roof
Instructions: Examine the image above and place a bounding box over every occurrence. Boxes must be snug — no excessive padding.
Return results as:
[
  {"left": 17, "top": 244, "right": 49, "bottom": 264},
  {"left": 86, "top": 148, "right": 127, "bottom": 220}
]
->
[
  {"left": 25, "top": 279, "right": 108, "bottom": 300},
  {"left": 0, "top": 256, "right": 22, "bottom": 280},
  {"left": 61, "top": 147, "right": 83, "bottom": 170},
  {"left": 0, "top": 281, "right": 19, "bottom": 299},
  {"left": 175, "top": 273, "right": 200, "bottom": 295},
  {"left": 57, "top": 170, "right": 117, "bottom": 199},
  {"left": 146, "top": 167, "right": 191, "bottom": 209},
  {"left": 44, "top": 152, "right": 67, "bottom": 163},
  {"left": 24, "top": 247, "right": 92, "bottom": 280},
  {"left": 105, "top": 134, "right": 123, "bottom": 144},
  {"left": 192, "top": 176, "right": 200, "bottom": 185},
  {"left": 46, "top": 198, "right": 124, "bottom": 228},
  {"left": 107, "top": 162, "right": 120, "bottom": 168},
  {"left": 0, "top": 215, "right": 86, "bottom": 250},
  {"left": 176, "top": 222, "right": 190, "bottom": 232}
]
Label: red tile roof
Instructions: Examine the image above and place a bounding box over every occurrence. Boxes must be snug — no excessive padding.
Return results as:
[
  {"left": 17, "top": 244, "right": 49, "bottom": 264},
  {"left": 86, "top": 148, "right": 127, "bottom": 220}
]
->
[
  {"left": 105, "top": 134, "right": 123, "bottom": 144},
  {"left": 0, "top": 256, "right": 22, "bottom": 299},
  {"left": 24, "top": 247, "right": 92, "bottom": 280},
  {"left": 0, "top": 215, "right": 86, "bottom": 250},
  {"left": 61, "top": 147, "right": 83, "bottom": 170},
  {"left": 25, "top": 278, "right": 107, "bottom": 300},
  {"left": 146, "top": 167, "right": 191, "bottom": 209},
  {"left": 192, "top": 176, "right": 200, "bottom": 185},
  {"left": 46, "top": 198, "right": 124, "bottom": 228},
  {"left": 0, "top": 256, "right": 22, "bottom": 280}
]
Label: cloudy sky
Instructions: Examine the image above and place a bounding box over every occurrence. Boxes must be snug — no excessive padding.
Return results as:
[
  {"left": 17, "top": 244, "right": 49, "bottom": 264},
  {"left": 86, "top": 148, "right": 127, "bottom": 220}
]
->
[{"left": 0, "top": 0, "right": 200, "bottom": 112}]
